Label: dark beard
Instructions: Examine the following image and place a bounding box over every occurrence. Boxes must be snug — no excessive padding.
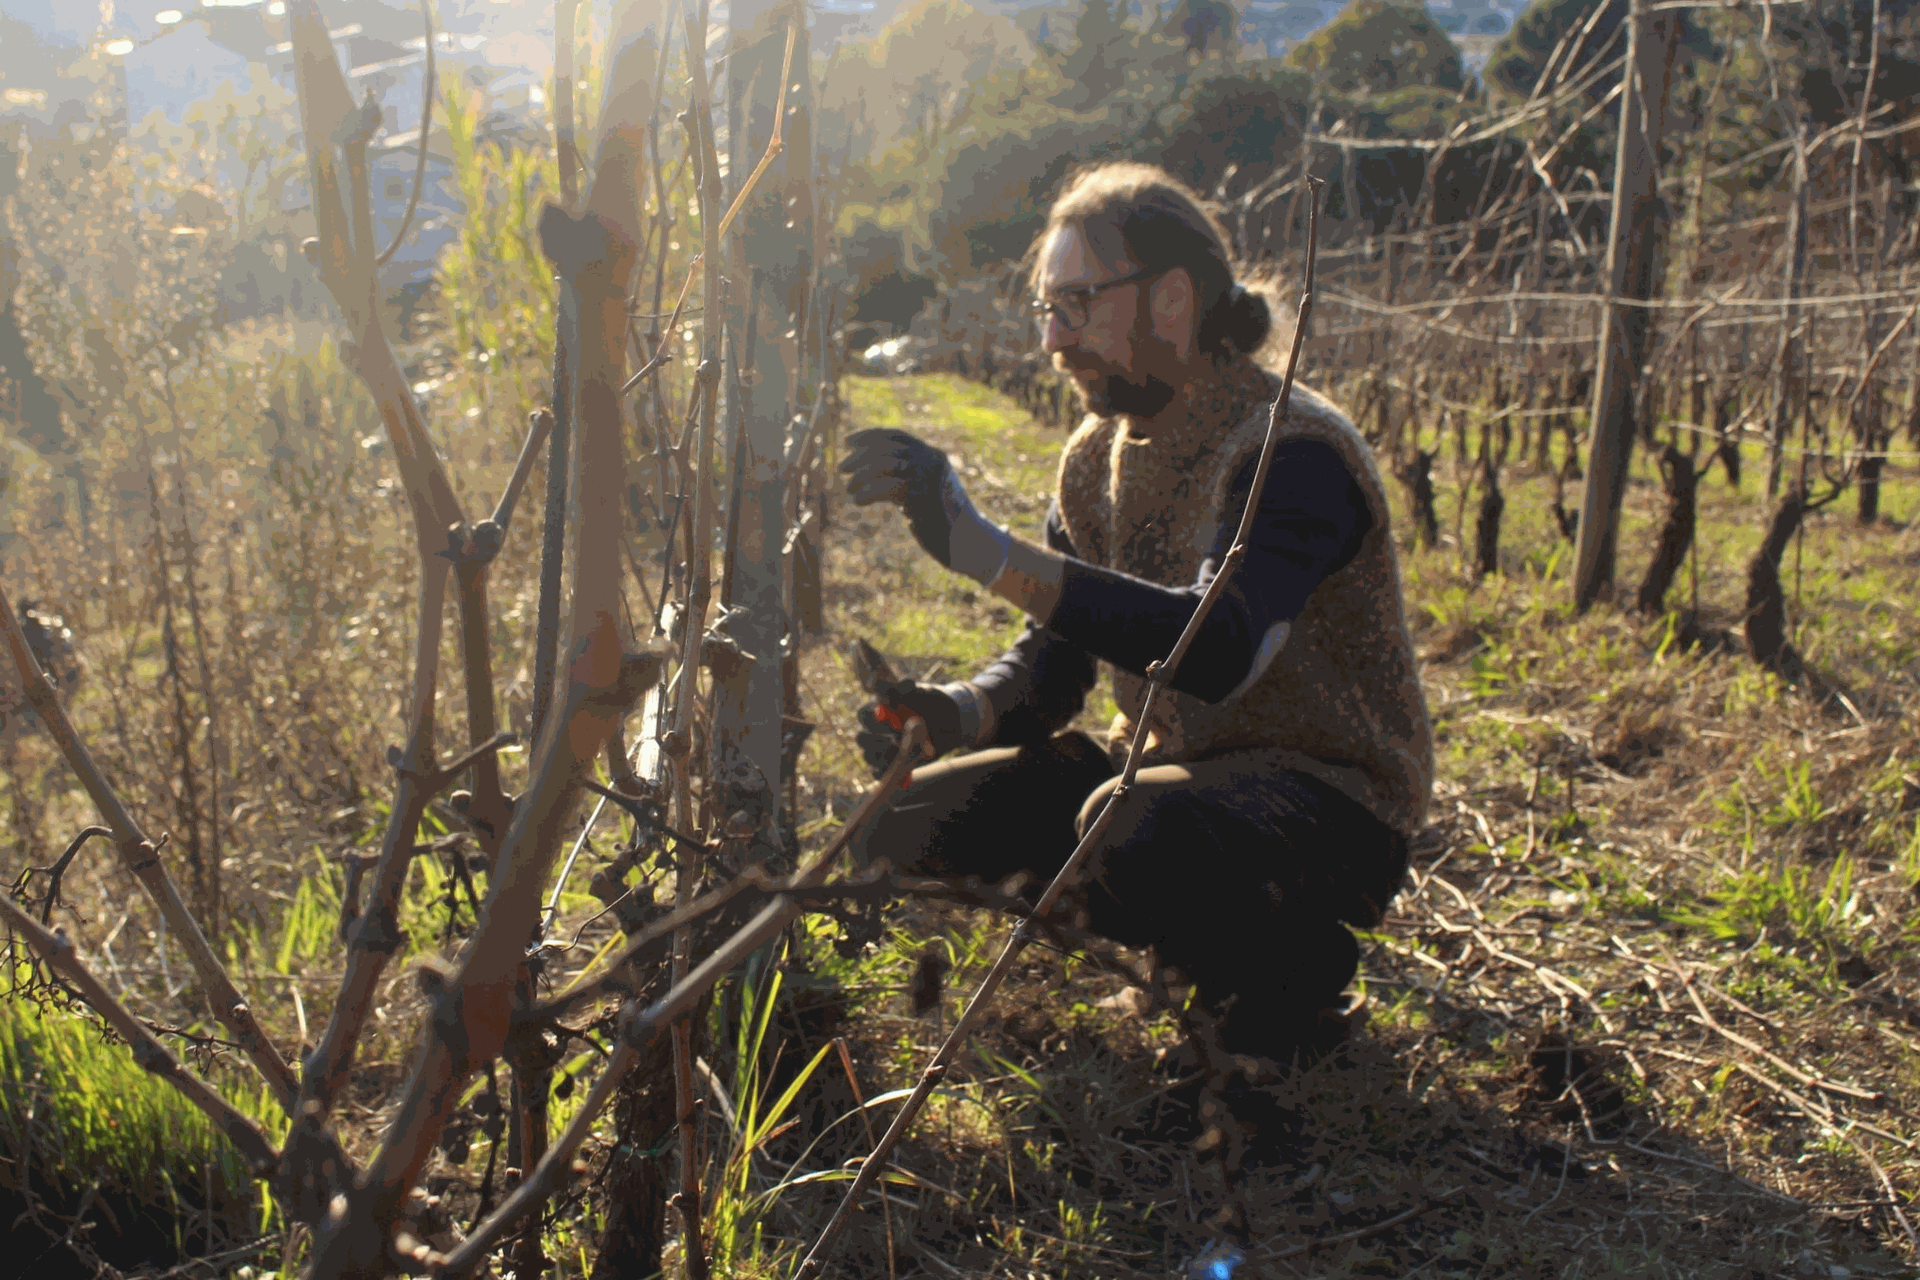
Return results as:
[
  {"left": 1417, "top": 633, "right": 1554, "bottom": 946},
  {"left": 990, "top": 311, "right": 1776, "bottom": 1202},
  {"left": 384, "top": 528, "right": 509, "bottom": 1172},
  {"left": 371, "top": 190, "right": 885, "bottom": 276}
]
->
[
  {"left": 1062, "top": 321, "right": 1184, "bottom": 419},
  {"left": 1081, "top": 371, "right": 1177, "bottom": 419}
]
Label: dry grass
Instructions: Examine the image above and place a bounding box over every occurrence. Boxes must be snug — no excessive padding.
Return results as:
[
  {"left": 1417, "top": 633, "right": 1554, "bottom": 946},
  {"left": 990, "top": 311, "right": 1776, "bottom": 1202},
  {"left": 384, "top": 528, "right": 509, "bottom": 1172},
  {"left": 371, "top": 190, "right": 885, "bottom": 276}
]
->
[
  {"left": 764, "top": 372, "right": 1920, "bottom": 1278},
  {"left": 6, "top": 366, "right": 1920, "bottom": 1278}
]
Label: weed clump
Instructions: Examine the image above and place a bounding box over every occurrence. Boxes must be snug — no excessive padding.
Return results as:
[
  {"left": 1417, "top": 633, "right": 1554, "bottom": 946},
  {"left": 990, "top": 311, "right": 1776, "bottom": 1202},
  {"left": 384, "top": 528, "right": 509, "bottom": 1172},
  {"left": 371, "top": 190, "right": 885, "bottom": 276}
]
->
[{"left": 0, "top": 994, "right": 271, "bottom": 1277}]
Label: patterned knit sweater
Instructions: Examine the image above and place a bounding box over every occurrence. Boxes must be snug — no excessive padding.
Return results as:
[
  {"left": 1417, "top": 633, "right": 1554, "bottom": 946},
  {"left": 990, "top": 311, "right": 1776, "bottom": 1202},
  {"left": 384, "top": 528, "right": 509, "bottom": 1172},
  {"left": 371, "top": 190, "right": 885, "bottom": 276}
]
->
[{"left": 1043, "top": 358, "right": 1434, "bottom": 836}]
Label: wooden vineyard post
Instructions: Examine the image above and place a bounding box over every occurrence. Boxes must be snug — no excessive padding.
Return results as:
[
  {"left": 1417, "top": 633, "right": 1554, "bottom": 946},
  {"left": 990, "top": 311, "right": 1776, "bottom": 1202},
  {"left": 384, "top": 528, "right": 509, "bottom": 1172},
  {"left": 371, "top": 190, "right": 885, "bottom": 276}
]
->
[
  {"left": 712, "top": 0, "right": 808, "bottom": 849},
  {"left": 1571, "top": 0, "right": 1675, "bottom": 611},
  {"left": 1767, "top": 128, "right": 1809, "bottom": 499}
]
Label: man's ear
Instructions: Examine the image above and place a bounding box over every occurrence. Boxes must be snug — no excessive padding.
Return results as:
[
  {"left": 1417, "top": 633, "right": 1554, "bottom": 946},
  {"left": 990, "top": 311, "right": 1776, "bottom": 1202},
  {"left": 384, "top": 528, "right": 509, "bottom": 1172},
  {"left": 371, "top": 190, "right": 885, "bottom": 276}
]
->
[{"left": 1149, "top": 267, "right": 1197, "bottom": 359}]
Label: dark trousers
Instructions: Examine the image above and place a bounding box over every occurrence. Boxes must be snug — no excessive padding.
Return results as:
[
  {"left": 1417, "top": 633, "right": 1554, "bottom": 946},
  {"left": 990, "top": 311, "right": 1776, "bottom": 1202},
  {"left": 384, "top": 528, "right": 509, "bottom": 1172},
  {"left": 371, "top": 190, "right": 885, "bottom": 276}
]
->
[{"left": 850, "top": 732, "right": 1409, "bottom": 1059}]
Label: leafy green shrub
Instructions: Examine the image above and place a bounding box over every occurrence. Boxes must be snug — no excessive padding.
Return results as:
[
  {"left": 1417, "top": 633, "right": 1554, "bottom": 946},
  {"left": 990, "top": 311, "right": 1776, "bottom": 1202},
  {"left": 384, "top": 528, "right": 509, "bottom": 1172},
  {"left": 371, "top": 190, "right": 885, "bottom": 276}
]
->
[{"left": 1285, "top": 0, "right": 1466, "bottom": 96}]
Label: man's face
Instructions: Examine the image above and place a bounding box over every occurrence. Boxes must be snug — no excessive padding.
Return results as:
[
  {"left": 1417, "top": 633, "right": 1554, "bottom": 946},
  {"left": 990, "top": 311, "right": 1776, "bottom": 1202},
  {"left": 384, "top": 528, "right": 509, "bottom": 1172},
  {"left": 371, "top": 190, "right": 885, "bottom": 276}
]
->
[{"left": 1035, "top": 225, "right": 1189, "bottom": 419}]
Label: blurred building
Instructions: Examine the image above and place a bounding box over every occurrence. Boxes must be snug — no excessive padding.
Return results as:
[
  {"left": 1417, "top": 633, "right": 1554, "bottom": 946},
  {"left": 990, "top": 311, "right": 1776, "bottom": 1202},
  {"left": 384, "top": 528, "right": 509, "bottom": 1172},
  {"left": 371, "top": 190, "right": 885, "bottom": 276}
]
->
[
  {"left": 1425, "top": 0, "right": 1516, "bottom": 37},
  {"left": 124, "top": 19, "right": 259, "bottom": 124},
  {"left": 1241, "top": 0, "right": 1350, "bottom": 54}
]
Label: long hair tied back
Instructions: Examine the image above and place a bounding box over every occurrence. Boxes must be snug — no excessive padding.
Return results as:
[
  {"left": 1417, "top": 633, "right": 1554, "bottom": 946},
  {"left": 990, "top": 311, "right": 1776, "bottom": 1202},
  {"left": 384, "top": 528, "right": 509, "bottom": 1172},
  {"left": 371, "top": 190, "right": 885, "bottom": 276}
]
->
[{"left": 1035, "top": 162, "right": 1272, "bottom": 360}]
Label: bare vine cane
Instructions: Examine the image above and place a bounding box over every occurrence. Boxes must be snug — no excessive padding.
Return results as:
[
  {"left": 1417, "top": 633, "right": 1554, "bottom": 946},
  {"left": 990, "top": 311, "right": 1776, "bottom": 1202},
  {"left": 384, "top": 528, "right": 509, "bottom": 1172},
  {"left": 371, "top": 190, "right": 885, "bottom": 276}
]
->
[
  {"left": 283, "top": 1, "right": 673, "bottom": 1271},
  {"left": 528, "top": 716, "right": 927, "bottom": 1025},
  {"left": 12, "top": 824, "right": 112, "bottom": 925},
  {"left": 617, "top": 7, "right": 799, "bottom": 397},
  {"left": 796, "top": 176, "right": 1327, "bottom": 1279},
  {"left": 667, "top": 5, "right": 765, "bottom": 1273},
  {"left": 0, "top": 584, "right": 298, "bottom": 1110},
  {"left": 280, "top": 1, "right": 484, "bottom": 1236},
  {"left": 485, "top": 408, "right": 558, "bottom": 540},
  {"left": 498, "top": 3, "right": 669, "bottom": 1265},
  {"left": 428, "top": 719, "right": 931, "bottom": 1277}
]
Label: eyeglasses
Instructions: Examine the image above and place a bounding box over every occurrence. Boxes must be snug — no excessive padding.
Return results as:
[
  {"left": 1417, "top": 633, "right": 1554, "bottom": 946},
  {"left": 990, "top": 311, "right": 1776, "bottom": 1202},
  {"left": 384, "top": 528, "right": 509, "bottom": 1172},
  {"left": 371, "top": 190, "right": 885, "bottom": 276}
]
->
[{"left": 1028, "top": 267, "right": 1160, "bottom": 333}]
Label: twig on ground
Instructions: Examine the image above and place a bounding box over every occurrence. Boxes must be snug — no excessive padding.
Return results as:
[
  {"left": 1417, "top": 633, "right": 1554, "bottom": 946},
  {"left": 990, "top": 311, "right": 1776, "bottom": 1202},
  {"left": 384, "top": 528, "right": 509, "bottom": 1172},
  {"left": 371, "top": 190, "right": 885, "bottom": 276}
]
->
[
  {"left": 1664, "top": 947, "right": 1882, "bottom": 1102},
  {"left": 1262, "top": 1185, "right": 1466, "bottom": 1260}
]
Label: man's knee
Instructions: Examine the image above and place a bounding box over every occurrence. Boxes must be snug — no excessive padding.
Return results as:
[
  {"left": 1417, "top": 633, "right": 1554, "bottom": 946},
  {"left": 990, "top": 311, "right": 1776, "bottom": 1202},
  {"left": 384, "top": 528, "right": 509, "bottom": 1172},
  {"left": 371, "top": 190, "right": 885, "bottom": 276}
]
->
[
  {"left": 1071, "top": 774, "right": 1273, "bottom": 935},
  {"left": 1073, "top": 763, "right": 1204, "bottom": 849},
  {"left": 855, "top": 733, "right": 1112, "bottom": 878}
]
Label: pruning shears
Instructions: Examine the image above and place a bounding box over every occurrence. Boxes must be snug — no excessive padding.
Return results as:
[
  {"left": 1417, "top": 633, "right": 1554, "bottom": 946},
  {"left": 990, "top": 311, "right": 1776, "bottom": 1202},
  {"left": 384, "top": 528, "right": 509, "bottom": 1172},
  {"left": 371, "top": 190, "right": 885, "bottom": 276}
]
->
[{"left": 851, "top": 637, "right": 921, "bottom": 787}]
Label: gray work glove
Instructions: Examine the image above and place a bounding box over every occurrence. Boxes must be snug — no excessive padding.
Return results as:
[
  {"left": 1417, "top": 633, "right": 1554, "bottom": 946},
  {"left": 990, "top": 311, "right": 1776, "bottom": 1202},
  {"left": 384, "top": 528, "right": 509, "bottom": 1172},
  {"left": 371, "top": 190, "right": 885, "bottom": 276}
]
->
[{"left": 840, "top": 428, "right": 1011, "bottom": 585}]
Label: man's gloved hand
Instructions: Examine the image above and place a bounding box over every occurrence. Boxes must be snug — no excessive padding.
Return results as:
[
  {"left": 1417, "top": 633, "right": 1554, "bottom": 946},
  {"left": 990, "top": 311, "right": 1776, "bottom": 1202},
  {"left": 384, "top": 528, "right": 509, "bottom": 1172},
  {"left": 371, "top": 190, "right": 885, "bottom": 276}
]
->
[
  {"left": 856, "top": 680, "right": 989, "bottom": 779},
  {"left": 840, "top": 428, "right": 1012, "bottom": 585}
]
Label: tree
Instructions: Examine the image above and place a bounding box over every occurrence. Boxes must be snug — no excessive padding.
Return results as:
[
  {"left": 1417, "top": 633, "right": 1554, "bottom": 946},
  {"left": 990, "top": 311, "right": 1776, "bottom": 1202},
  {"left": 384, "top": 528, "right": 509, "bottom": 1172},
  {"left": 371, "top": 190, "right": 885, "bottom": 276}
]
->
[
  {"left": 1059, "top": 0, "right": 1135, "bottom": 108},
  {"left": 1428, "top": 1, "right": 1512, "bottom": 35},
  {"left": 1142, "top": 68, "right": 1317, "bottom": 198},
  {"left": 927, "top": 109, "right": 1114, "bottom": 270},
  {"left": 1483, "top": 0, "right": 1628, "bottom": 101},
  {"left": 1782, "top": 0, "right": 1920, "bottom": 133},
  {"left": 815, "top": 0, "right": 1033, "bottom": 164},
  {"left": 1285, "top": 0, "right": 1466, "bottom": 97},
  {"left": 1154, "top": 0, "right": 1242, "bottom": 57}
]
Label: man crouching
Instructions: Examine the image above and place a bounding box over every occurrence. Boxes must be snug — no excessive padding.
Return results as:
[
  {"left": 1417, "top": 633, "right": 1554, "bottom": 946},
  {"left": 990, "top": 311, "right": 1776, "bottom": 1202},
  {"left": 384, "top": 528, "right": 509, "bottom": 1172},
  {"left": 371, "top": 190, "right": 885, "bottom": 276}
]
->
[{"left": 840, "top": 162, "right": 1433, "bottom": 1105}]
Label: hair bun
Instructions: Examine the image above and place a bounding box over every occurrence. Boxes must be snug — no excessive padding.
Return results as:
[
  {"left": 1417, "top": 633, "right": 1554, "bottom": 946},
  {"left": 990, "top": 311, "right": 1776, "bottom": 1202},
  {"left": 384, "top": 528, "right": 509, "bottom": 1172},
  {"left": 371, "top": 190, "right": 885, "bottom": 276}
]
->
[{"left": 1223, "top": 283, "right": 1270, "bottom": 355}]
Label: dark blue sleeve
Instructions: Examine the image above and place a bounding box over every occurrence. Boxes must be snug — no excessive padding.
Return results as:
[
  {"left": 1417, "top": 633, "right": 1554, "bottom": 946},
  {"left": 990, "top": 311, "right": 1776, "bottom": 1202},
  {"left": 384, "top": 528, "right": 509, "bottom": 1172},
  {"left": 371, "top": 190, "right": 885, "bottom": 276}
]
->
[
  {"left": 1042, "top": 439, "right": 1369, "bottom": 703},
  {"left": 968, "top": 508, "right": 1100, "bottom": 746}
]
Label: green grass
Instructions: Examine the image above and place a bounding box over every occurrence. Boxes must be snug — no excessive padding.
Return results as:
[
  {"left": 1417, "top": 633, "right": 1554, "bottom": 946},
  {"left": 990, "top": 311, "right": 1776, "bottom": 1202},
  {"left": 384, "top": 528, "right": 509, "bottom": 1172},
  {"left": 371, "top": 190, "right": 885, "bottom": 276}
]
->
[
  {"left": 0, "top": 988, "right": 283, "bottom": 1271},
  {"left": 705, "top": 963, "right": 840, "bottom": 1274}
]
